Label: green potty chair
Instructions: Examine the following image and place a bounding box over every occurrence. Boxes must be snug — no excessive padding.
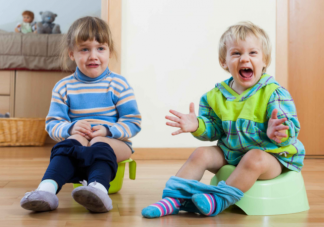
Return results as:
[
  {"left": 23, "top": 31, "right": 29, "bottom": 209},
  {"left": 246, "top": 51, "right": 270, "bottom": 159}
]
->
[
  {"left": 210, "top": 165, "right": 309, "bottom": 215},
  {"left": 73, "top": 158, "right": 136, "bottom": 194}
]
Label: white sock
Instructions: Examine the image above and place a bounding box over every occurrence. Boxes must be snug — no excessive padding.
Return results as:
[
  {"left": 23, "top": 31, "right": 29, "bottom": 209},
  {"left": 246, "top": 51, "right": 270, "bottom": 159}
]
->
[
  {"left": 89, "top": 182, "right": 108, "bottom": 194},
  {"left": 37, "top": 179, "right": 58, "bottom": 194}
]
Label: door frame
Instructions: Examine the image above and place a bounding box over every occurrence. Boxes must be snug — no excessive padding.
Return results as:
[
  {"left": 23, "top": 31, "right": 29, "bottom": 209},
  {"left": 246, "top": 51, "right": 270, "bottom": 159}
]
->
[
  {"left": 101, "top": 0, "right": 122, "bottom": 75},
  {"left": 276, "top": 0, "right": 289, "bottom": 89}
]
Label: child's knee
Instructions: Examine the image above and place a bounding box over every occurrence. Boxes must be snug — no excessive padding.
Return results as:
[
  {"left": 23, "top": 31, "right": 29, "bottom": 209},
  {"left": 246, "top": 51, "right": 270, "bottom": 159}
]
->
[
  {"left": 240, "top": 149, "right": 268, "bottom": 172},
  {"left": 189, "top": 147, "right": 212, "bottom": 165},
  {"left": 67, "top": 134, "right": 89, "bottom": 147},
  {"left": 89, "top": 136, "right": 107, "bottom": 146}
]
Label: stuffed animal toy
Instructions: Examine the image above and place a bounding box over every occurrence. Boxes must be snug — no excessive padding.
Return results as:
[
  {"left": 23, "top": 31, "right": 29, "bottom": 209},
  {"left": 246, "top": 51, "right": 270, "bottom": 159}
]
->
[
  {"left": 0, "top": 112, "right": 10, "bottom": 118},
  {"left": 35, "top": 11, "right": 61, "bottom": 34},
  {"left": 15, "top": 10, "right": 36, "bottom": 34}
]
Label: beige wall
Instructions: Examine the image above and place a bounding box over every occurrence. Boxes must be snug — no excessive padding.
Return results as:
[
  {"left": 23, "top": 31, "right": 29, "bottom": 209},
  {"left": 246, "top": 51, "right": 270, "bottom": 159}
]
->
[{"left": 120, "top": 0, "right": 276, "bottom": 148}]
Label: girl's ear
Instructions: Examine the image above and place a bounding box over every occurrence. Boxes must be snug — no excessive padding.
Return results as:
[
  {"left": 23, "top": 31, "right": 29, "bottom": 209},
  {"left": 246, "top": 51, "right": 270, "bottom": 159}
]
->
[
  {"left": 68, "top": 50, "right": 75, "bottom": 61},
  {"left": 108, "top": 48, "right": 112, "bottom": 58}
]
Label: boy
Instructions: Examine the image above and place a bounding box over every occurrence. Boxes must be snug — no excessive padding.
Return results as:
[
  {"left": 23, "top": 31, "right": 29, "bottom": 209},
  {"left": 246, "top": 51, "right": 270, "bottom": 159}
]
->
[{"left": 142, "top": 21, "right": 305, "bottom": 218}]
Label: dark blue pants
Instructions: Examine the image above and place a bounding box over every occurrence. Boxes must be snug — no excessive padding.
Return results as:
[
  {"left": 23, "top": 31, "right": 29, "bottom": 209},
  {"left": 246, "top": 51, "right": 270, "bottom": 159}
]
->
[{"left": 42, "top": 139, "right": 118, "bottom": 193}]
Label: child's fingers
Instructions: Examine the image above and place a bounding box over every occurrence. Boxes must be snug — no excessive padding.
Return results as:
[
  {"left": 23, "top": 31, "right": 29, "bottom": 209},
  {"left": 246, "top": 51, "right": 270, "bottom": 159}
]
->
[
  {"left": 91, "top": 131, "right": 101, "bottom": 138},
  {"left": 172, "top": 129, "right": 183, "bottom": 136},
  {"left": 76, "top": 131, "right": 86, "bottom": 137},
  {"left": 79, "top": 122, "right": 91, "bottom": 130},
  {"left": 76, "top": 131, "right": 90, "bottom": 140},
  {"left": 189, "top": 102, "right": 195, "bottom": 114},
  {"left": 85, "top": 121, "right": 92, "bottom": 128},
  {"left": 78, "top": 128, "right": 92, "bottom": 136},
  {"left": 80, "top": 125, "right": 93, "bottom": 134},
  {"left": 165, "top": 115, "right": 180, "bottom": 123},
  {"left": 270, "top": 134, "right": 281, "bottom": 143},
  {"left": 275, "top": 125, "right": 289, "bottom": 131},
  {"left": 270, "top": 109, "right": 278, "bottom": 120},
  {"left": 274, "top": 118, "right": 287, "bottom": 125},
  {"left": 76, "top": 120, "right": 87, "bottom": 125},
  {"left": 275, "top": 131, "right": 287, "bottom": 138},
  {"left": 79, "top": 127, "right": 91, "bottom": 135},
  {"left": 77, "top": 120, "right": 91, "bottom": 130},
  {"left": 166, "top": 122, "right": 181, "bottom": 128},
  {"left": 169, "top": 109, "right": 183, "bottom": 118},
  {"left": 92, "top": 125, "right": 101, "bottom": 131}
]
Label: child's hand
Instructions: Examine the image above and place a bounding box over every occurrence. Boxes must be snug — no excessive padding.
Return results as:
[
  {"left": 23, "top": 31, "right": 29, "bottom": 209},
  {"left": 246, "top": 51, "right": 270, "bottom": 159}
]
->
[
  {"left": 267, "top": 109, "right": 289, "bottom": 143},
  {"left": 70, "top": 120, "right": 92, "bottom": 140},
  {"left": 91, "top": 125, "right": 109, "bottom": 138},
  {"left": 166, "top": 102, "right": 199, "bottom": 135}
]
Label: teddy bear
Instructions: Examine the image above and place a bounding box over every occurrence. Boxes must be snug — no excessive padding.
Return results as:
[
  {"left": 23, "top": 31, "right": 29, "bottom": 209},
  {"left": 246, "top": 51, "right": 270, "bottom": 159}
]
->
[
  {"left": 35, "top": 11, "right": 61, "bottom": 34},
  {"left": 15, "top": 10, "right": 36, "bottom": 34},
  {"left": 0, "top": 112, "right": 10, "bottom": 118}
]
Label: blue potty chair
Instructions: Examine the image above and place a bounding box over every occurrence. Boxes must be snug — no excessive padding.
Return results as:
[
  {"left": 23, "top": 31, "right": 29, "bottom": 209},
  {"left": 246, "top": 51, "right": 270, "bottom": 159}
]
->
[{"left": 210, "top": 165, "right": 309, "bottom": 215}]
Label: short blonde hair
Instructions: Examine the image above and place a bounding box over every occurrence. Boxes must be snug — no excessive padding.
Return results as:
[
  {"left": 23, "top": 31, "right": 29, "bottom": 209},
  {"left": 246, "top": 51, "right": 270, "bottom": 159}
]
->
[
  {"left": 60, "top": 16, "right": 114, "bottom": 71},
  {"left": 219, "top": 21, "right": 271, "bottom": 74}
]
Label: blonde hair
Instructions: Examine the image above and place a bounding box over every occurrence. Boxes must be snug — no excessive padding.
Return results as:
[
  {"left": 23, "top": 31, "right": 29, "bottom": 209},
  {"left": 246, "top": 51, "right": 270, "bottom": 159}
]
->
[
  {"left": 219, "top": 21, "right": 271, "bottom": 74},
  {"left": 60, "top": 16, "right": 114, "bottom": 71}
]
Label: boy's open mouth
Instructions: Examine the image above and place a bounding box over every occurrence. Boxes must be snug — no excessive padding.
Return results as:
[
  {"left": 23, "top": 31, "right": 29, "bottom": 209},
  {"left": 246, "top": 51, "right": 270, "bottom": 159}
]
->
[{"left": 239, "top": 68, "right": 253, "bottom": 78}]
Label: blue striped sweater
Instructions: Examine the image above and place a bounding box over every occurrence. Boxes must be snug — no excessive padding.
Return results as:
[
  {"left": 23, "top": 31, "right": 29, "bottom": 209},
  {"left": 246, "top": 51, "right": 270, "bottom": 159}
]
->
[{"left": 45, "top": 67, "right": 141, "bottom": 150}]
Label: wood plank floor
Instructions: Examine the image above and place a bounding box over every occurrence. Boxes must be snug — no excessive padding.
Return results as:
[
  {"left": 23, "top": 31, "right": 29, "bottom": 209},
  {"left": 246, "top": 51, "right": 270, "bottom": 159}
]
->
[{"left": 0, "top": 147, "right": 323, "bottom": 227}]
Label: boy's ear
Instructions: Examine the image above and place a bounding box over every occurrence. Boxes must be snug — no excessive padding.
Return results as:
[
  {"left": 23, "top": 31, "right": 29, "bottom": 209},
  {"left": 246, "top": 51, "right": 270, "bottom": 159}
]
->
[
  {"left": 221, "top": 61, "right": 228, "bottom": 70},
  {"left": 263, "top": 61, "right": 267, "bottom": 68},
  {"left": 68, "top": 51, "right": 75, "bottom": 61}
]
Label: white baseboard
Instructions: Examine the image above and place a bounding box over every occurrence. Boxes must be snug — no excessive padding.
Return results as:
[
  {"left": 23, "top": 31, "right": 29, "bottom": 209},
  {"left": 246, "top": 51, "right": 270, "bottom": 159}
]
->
[{"left": 131, "top": 148, "right": 195, "bottom": 160}]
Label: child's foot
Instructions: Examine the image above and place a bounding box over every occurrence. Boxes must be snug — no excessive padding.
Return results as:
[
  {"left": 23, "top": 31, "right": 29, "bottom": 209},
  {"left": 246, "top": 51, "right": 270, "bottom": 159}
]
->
[
  {"left": 72, "top": 184, "right": 112, "bottom": 213},
  {"left": 142, "top": 197, "right": 181, "bottom": 218},
  {"left": 191, "top": 193, "right": 216, "bottom": 216},
  {"left": 20, "top": 190, "right": 59, "bottom": 212}
]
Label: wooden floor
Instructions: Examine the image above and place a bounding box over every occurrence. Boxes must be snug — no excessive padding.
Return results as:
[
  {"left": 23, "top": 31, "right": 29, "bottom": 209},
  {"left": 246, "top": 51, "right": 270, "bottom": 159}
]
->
[{"left": 0, "top": 146, "right": 324, "bottom": 227}]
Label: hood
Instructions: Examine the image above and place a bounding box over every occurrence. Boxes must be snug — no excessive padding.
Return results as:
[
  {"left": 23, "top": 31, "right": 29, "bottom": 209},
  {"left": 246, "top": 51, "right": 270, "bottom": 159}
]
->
[{"left": 215, "top": 74, "right": 279, "bottom": 102}]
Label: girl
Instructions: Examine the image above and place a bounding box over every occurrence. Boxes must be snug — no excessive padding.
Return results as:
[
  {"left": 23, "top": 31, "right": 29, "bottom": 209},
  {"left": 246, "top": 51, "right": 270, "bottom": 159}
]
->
[
  {"left": 142, "top": 21, "right": 305, "bottom": 218},
  {"left": 20, "top": 17, "right": 141, "bottom": 213}
]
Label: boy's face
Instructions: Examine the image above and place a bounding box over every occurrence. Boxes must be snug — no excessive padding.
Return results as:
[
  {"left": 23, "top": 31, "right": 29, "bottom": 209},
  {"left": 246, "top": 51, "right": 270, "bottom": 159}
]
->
[{"left": 221, "top": 35, "right": 266, "bottom": 93}]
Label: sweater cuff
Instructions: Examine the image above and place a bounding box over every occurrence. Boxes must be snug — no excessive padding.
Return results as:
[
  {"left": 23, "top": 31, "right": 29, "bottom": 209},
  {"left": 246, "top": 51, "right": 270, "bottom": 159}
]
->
[
  {"left": 108, "top": 124, "right": 122, "bottom": 139},
  {"left": 191, "top": 118, "right": 206, "bottom": 137},
  {"left": 50, "top": 122, "right": 75, "bottom": 141},
  {"left": 102, "top": 125, "right": 112, "bottom": 137},
  {"left": 67, "top": 121, "right": 77, "bottom": 136}
]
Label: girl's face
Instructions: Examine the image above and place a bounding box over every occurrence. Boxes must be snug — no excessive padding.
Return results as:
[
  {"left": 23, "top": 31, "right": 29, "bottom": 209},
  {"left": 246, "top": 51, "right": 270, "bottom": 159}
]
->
[
  {"left": 69, "top": 39, "right": 110, "bottom": 78},
  {"left": 221, "top": 35, "right": 266, "bottom": 94}
]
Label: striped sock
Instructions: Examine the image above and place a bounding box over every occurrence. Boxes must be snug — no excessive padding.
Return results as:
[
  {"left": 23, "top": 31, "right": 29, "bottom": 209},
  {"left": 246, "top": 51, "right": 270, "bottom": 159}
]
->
[
  {"left": 192, "top": 193, "right": 216, "bottom": 216},
  {"left": 142, "top": 197, "right": 181, "bottom": 218}
]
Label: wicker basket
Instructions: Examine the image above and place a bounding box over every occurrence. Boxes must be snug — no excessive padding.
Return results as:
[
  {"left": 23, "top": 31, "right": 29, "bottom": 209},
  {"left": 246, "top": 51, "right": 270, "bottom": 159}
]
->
[{"left": 0, "top": 118, "right": 47, "bottom": 146}]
